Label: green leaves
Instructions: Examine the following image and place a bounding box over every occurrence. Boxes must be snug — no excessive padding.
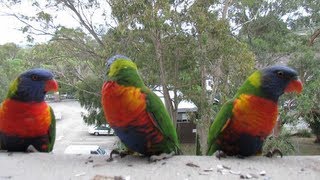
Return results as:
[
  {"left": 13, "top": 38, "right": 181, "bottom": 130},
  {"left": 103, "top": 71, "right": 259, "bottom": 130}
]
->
[
  {"left": 288, "top": 45, "right": 320, "bottom": 142},
  {"left": 36, "top": 11, "right": 52, "bottom": 24},
  {"left": 1, "top": 0, "right": 319, "bottom": 150},
  {"left": 0, "top": 44, "right": 27, "bottom": 101}
]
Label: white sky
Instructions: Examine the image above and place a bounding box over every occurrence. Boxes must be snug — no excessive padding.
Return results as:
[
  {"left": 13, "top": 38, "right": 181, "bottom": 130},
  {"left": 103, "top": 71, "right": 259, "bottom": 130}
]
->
[
  {"left": 0, "top": 0, "right": 112, "bottom": 46},
  {"left": 0, "top": 1, "right": 308, "bottom": 46},
  {"left": 0, "top": 1, "right": 48, "bottom": 45},
  {"left": 0, "top": 14, "right": 28, "bottom": 45}
]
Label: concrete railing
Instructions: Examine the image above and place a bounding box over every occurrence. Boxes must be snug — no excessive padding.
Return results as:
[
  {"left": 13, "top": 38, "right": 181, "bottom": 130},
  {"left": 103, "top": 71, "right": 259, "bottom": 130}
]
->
[{"left": 1, "top": 153, "right": 319, "bottom": 180}]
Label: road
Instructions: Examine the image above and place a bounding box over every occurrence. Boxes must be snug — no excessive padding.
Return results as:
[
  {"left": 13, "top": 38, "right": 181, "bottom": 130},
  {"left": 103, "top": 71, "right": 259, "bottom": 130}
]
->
[{"left": 48, "top": 100, "right": 117, "bottom": 154}]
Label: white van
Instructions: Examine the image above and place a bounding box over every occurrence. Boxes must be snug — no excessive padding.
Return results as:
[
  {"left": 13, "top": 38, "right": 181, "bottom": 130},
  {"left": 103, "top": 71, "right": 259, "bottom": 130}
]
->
[{"left": 64, "top": 145, "right": 108, "bottom": 155}]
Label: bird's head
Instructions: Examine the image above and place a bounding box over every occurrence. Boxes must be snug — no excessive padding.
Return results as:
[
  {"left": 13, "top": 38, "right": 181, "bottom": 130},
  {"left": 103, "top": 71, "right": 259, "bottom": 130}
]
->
[
  {"left": 7, "top": 68, "right": 59, "bottom": 102},
  {"left": 249, "top": 65, "right": 303, "bottom": 101},
  {"left": 106, "top": 55, "right": 138, "bottom": 78}
]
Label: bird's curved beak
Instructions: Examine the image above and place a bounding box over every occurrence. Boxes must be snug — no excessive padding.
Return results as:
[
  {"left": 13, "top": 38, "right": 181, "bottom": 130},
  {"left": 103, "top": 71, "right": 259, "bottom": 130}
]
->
[
  {"left": 285, "top": 79, "right": 303, "bottom": 94},
  {"left": 45, "top": 79, "right": 59, "bottom": 92}
]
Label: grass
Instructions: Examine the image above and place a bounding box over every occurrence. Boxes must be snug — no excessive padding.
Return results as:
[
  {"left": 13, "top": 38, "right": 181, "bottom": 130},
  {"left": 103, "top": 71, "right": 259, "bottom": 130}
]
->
[{"left": 291, "top": 136, "right": 320, "bottom": 155}]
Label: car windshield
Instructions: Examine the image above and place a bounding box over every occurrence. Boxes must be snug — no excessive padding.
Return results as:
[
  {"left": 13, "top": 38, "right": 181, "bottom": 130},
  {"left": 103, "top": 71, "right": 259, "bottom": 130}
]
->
[
  {"left": 96, "top": 125, "right": 110, "bottom": 130},
  {"left": 90, "top": 151, "right": 98, "bottom": 154},
  {"left": 96, "top": 148, "right": 105, "bottom": 154}
]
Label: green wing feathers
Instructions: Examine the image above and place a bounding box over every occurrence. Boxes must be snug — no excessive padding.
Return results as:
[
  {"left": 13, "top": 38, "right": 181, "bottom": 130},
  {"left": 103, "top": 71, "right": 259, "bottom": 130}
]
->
[
  {"left": 47, "top": 106, "right": 56, "bottom": 152},
  {"left": 144, "top": 88, "right": 181, "bottom": 154},
  {"left": 207, "top": 100, "right": 234, "bottom": 155}
]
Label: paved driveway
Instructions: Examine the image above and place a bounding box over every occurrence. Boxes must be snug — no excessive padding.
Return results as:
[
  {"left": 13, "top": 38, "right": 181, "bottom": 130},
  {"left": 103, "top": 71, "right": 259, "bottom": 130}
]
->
[{"left": 48, "top": 100, "right": 117, "bottom": 154}]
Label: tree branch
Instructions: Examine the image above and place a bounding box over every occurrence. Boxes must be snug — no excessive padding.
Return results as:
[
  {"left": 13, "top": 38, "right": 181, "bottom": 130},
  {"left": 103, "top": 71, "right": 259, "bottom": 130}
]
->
[
  {"left": 57, "top": 80, "right": 101, "bottom": 97},
  {"left": 222, "top": 0, "right": 233, "bottom": 20},
  {"left": 61, "top": 0, "right": 106, "bottom": 48},
  {"left": 308, "top": 28, "right": 320, "bottom": 46}
]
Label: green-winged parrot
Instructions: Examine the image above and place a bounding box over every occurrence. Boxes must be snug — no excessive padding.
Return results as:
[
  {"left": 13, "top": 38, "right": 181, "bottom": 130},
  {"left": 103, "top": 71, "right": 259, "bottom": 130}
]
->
[
  {"left": 101, "top": 55, "right": 180, "bottom": 159},
  {"left": 0, "top": 68, "right": 58, "bottom": 152},
  {"left": 207, "top": 65, "right": 303, "bottom": 157}
]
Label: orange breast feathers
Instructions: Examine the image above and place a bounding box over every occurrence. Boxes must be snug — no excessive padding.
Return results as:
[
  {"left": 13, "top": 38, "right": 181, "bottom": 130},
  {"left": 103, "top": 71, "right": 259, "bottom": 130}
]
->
[
  {"left": 230, "top": 94, "right": 278, "bottom": 137},
  {"left": 0, "top": 99, "right": 51, "bottom": 137},
  {"left": 101, "top": 81, "right": 148, "bottom": 127}
]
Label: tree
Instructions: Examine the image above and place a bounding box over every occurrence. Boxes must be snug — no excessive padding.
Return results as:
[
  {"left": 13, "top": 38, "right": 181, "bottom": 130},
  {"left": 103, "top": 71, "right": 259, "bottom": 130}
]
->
[
  {"left": 0, "top": 43, "right": 27, "bottom": 101},
  {"left": 171, "top": 0, "right": 255, "bottom": 154},
  {"left": 289, "top": 45, "right": 320, "bottom": 143},
  {"left": 1, "top": 0, "right": 256, "bottom": 152},
  {"left": 4, "top": 0, "right": 319, "bottom": 154}
]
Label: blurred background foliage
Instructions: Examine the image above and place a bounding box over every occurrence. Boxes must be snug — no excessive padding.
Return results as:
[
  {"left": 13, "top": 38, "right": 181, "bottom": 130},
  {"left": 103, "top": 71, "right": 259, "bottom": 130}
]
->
[{"left": 0, "top": 0, "right": 319, "bottom": 154}]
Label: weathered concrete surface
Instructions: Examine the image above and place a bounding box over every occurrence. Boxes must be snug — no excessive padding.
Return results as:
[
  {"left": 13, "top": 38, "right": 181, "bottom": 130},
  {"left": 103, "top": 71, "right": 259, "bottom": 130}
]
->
[{"left": 0, "top": 153, "right": 319, "bottom": 180}]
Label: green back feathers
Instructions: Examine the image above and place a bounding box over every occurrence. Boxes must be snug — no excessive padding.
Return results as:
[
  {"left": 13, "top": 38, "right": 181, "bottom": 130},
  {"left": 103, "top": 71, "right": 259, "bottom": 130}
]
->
[
  {"left": 207, "top": 100, "right": 234, "bottom": 155},
  {"left": 47, "top": 107, "right": 56, "bottom": 152},
  {"left": 6, "top": 78, "right": 19, "bottom": 99},
  {"left": 143, "top": 88, "right": 180, "bottom": 153}
]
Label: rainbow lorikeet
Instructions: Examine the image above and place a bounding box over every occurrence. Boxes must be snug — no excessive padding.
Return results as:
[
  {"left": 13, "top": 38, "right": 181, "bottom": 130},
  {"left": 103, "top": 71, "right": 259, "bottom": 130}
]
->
[
  {"left": 207, "top": 65, "right": 303, "bottom": 157},
  {"left": 0, "top": 68, "right": 58, "bottom": 152},
  {"left": 101, "top": 55, "right": 180, "bottom": 160}
]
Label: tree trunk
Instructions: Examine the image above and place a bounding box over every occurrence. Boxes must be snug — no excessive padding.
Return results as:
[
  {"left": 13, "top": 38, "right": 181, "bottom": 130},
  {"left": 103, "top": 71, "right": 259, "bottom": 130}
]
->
[
  {"left": 154, "top": 30, "right": 176, "bottom": 123},
  {"left": 315, "top": 135, "right": 320, "bottom": 144},
  {"left": 273, "top": 116, "right": 281, "bottom": 137},
  {"left": 222, "top": 0, "right": 233, "bottom": 20},
  {"left": 171, "top": 48, "right": 181, "bottom": 128},
  {"left": 196, "top": 34, "right": 211, "bottom": 155},
  {"left": 197, "top": 114, "right": 211, "bottom": 155},
  {"left": 309, "top": 28, "right": 320, "bottom": 46}
]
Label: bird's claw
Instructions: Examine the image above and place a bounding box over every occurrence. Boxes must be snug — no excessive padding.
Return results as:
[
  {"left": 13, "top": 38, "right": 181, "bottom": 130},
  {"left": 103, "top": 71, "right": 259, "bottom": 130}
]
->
[
  {"left": 236, "top": 154, "right": 245, "bottom": 159},
  {"left": 26, "top": 145, "right": 39, "bottom": 153},
  {"left": 107, "top": 149, "right": 128, "bottom": 162},
  {"left": 215, "top": 150, "right": 227, "bottom": 159},
  {"left": 265, "top": 148, "right": 283, "bottom": 158},
  {"left": 149, "top": 151, "right": 175, "bottom": 162}
]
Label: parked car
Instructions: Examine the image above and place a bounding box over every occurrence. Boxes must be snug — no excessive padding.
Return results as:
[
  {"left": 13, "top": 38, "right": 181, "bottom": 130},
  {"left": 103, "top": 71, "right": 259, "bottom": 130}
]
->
[
  {"left": 54, "top": 111, "right": 62, "bottom": 120},
  {"left": 88, "top": 124, "right": 115, "bottom": 136},
  {"left": 64, "top": 145, "right": 108, "bottom": 155}
]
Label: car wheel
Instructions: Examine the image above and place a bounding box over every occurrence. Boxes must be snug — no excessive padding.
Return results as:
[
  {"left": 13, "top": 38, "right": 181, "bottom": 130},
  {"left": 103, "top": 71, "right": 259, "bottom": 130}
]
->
[{"left": 94, "top": 132, "right": 99, "bottom": 136}]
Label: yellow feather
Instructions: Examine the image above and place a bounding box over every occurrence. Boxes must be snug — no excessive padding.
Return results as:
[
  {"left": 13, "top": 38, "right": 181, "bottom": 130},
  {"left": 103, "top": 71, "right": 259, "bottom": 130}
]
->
[
  {"left": 247, "top": 71, "right": 261, "bottom": 88},
  {"left": 6, "top": 78, "right": 19, "bottom": 98}
]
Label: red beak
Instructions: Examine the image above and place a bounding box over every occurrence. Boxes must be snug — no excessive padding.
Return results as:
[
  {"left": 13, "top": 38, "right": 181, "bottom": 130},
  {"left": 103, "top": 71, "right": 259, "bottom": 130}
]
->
[
  {"left": 285, "top": 79, "right": 303, "bottom": 94},
  {"left": 45, "top": 79, "right": 59, "bottom": 92}
]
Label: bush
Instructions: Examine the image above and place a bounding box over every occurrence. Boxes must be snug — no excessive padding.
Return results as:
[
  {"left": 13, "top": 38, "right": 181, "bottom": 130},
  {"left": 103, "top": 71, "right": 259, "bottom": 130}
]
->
[
  {"left": 307, "top": 116, "right": 320, "bottom": 143},
  {"left": 263, "top": 129, "right": 295, "bottom": 155},
  {"left": 294, "top": 129, "right": 312, "bottom": 138}
]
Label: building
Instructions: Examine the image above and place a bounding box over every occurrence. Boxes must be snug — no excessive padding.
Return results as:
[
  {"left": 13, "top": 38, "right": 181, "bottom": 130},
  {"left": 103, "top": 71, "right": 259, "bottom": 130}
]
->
[{"left": 154, "top": 88, "right": 198, "bottom": 143}]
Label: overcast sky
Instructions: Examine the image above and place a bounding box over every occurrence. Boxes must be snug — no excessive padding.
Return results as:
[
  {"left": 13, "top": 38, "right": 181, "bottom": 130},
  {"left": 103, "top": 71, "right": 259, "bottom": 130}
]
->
[
  {"left": 0, "top": 14, "right": 29, "bottom": 45},
  {"left": 0, "top": 3, "right": 75, "bottom": 45},
  {"left": 0, "top": 1, "right": 51, "bottom": 45},
  {"left": 0, "top": 1, "right": 111, "bottom": 46}
]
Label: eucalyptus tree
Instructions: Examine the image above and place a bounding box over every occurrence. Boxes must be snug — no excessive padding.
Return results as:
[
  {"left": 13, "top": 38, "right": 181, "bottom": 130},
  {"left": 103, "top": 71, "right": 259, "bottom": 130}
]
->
[{"left": 0, "top": 43, "right": 27, "bottom": 101}]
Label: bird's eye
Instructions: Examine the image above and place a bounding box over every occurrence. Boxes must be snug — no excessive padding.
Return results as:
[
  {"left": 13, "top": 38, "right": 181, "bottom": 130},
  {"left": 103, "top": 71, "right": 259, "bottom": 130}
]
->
[
  {"left": 31, "top": 75, "right": 39, "bottom": 81},
  {"left": 277, "top": 71, "right": 284, "bottom": 78}
]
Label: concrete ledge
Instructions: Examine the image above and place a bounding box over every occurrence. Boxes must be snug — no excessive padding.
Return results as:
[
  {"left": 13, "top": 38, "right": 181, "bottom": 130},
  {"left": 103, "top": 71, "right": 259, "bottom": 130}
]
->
[{"left": 0, "top": 153, "right": 319, "bottom": 180}]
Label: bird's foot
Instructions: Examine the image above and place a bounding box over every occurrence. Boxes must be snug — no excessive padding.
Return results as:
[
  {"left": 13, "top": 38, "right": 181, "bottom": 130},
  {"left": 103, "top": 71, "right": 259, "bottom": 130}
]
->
[
  {"left": 26, "top": 145, "right": 39, "bottom": 153},
  {"left": 215, "top": 150, "right": 227, "bottom": 159},
  {"left": 236, "top": 154, "right": 246, "bottom": 159},
  {"left": 264, "top": 148, "right": 283, "bottom": 158},
  {"left": 149, "top": 151, "right": 175, "bottom": 162},
  {"left": 106, "top": 149, "right": 129, "bottom": 162}
]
